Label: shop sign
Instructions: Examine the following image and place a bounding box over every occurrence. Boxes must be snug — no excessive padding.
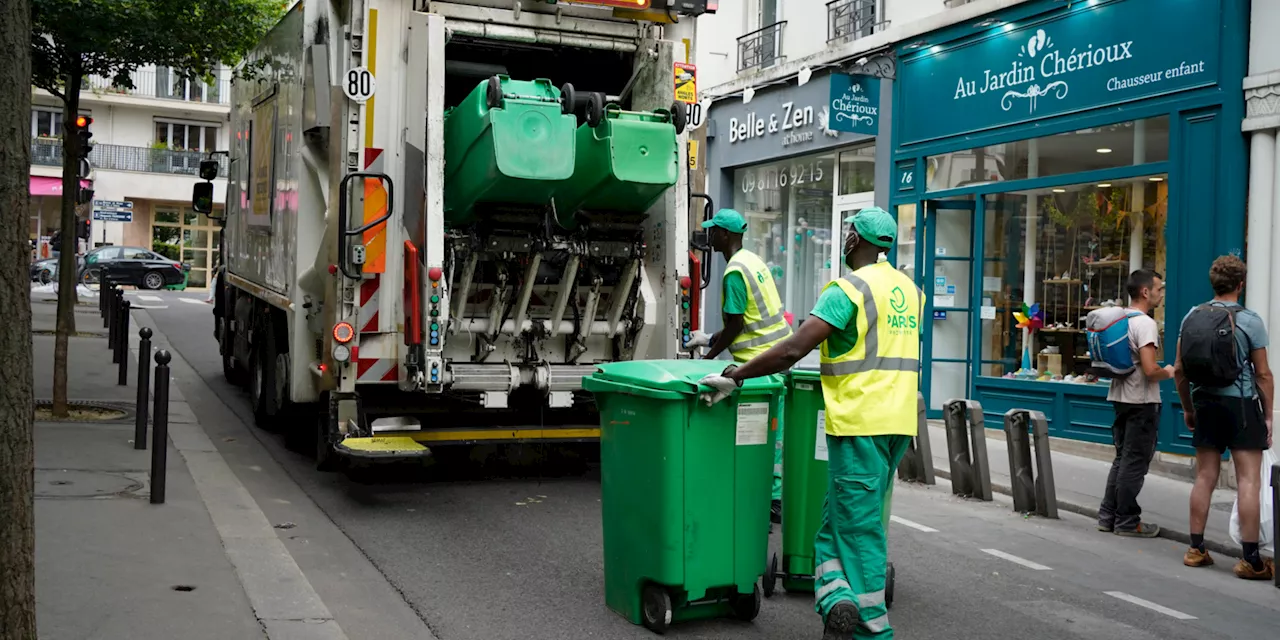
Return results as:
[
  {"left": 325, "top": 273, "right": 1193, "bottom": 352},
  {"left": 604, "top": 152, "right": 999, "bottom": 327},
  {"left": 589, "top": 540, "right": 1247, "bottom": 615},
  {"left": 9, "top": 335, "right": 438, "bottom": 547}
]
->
[
  {"left": 897, "top": 0, "right": 1221, "bottom": 145},
  {"left": 828, "top": 73, "right": 879, "bottom": 136}
]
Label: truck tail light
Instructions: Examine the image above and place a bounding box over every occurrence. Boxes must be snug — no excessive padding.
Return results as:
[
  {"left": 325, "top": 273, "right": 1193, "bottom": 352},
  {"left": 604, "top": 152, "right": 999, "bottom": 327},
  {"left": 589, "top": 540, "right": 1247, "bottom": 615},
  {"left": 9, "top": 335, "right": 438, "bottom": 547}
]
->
[{"left": 333, "top": 322, "right": 355, "bottom": 344}]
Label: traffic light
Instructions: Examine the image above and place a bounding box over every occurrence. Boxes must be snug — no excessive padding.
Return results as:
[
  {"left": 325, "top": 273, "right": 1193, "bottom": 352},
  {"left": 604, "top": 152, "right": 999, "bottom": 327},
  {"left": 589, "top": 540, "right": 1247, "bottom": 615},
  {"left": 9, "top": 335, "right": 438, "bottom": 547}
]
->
[
  {"left": 77, "top": 218, "right": 90, "bottom": 241},
  {"left": 77, "top": 186, "right": 94, "bottom": 205},
  {"left": 73, "top": 115, "right": 93, "bottom": 160}
]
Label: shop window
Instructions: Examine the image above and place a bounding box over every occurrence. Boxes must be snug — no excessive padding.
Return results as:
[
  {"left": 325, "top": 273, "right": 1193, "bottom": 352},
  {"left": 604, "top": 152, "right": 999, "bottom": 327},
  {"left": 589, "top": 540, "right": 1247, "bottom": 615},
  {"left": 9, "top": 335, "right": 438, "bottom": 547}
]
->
[
  {"left": 926, "top": 116, "right": 1169, "bottom": 192},
  {"left": 837, "top": 145, "right": 876, "bottom": 195},
  {"left": 895, "top": 203, "right": 917, "bottom": 280},
  {"left": 732, "top": 151, "right": 837, "bottom": 325},
  {"left": 979, "top": 175, "right": 1168, "bottom": 382}
]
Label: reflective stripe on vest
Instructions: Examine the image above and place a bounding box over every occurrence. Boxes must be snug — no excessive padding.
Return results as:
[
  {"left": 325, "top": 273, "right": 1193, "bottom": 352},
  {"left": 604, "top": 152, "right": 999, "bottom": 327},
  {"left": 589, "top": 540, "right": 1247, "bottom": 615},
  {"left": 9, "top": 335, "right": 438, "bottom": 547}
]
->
[
  {"left": 818, "top": 262, "right": 924, "bottom": 437},
  {"left": 725, "top": 251, "right": 791, "bottom": 360}
]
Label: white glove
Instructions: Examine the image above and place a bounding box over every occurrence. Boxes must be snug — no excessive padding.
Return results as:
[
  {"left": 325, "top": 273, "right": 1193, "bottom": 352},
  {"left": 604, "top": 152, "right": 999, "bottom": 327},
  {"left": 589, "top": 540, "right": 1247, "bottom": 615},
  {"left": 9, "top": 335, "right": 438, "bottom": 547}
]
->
[
  {"left": 697, "top": 371, "right": 741, "bottom": 406},
  {"left": 684, "top": 330, "right": 712, "bottom": 350}
]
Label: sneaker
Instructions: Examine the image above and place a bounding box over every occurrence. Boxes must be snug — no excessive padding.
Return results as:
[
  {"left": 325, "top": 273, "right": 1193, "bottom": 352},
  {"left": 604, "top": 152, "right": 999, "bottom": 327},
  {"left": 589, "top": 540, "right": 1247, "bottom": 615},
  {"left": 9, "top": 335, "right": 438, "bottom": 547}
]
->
[
  {"left": 1233, "top": 558, "right": 1275, "bottom": 580},
  {"left": 770, "top": 499, "right": 782, "bottom": 525},
  {"left": 1097, "top": 522, "right": 1114, "bottom": 533},
  {"left": 1183, "top": 547, "right": 1214, "bottom": 567},
  {"left": 822, "top": 601, "right": 859, "bottom": 640},
  {"left": 1115, "top": 522, "right": 1161, "bottom": 538}
]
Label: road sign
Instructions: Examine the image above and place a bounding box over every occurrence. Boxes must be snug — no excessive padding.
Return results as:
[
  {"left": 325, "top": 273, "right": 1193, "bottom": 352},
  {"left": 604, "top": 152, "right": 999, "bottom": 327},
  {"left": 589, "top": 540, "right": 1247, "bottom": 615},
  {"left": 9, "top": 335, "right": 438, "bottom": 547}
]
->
[
  {"left": 674, "top": 62, "right": 697, "bottom": 104},
  {"left": 344, "top": 67, "right": 377, "bottom": 103},
  {"left": 93, "top": 200, "right": 134, "bottom": 223}
]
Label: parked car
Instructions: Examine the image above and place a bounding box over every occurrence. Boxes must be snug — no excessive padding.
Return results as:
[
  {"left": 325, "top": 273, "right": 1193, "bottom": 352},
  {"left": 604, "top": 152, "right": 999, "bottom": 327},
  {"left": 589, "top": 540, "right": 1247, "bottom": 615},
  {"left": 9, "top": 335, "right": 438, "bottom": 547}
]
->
[
  {"left": 79, "top": 246, "right": 191, "bottom": 290},
  {"left": 30, "top": 258, "right": 58, "bottom": 284}
]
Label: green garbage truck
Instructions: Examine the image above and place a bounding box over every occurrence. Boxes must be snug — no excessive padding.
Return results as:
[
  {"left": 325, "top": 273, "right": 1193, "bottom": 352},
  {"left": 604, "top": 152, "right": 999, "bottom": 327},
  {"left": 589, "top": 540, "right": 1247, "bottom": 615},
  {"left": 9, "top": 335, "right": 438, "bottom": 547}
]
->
[{"left": 205, "top": 0, "right": 713, "bottom": 468}]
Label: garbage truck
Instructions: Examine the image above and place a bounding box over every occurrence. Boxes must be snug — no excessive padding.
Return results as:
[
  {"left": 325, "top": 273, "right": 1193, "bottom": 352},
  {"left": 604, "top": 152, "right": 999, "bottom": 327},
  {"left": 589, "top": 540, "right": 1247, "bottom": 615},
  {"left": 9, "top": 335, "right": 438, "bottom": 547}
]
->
[{"left": 202, "top": 0, "right": 714, "bottom": 469}]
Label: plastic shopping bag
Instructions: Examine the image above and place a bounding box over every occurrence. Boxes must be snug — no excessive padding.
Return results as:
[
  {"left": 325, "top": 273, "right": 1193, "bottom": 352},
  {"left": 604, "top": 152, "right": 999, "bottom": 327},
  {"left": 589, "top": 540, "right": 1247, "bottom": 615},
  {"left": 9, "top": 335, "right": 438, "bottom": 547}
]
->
[{"left": 1229, "top": 448, "right": 1276, "bottom": 553}]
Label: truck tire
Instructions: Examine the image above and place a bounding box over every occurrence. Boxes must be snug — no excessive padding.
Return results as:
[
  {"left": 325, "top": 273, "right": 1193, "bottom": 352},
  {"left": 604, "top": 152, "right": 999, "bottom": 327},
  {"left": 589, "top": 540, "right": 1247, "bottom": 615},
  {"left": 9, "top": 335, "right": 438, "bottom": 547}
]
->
[
  {"left": 220, "top": 318, "right": 243, "bottom": 385},
  {"left": 315, "top": 392, "right": 341, "bottom": 472},
  {"left": 249, "top": 320, "right": 283, "bottom": 430}
]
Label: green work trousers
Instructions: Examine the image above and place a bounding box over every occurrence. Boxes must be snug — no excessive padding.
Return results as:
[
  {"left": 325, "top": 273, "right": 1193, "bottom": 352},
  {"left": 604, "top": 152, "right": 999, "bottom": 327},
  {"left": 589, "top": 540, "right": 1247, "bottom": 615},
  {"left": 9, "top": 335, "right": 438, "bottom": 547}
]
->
[{"left": 813, "top": 433, "right": 910, "bottom": 639}]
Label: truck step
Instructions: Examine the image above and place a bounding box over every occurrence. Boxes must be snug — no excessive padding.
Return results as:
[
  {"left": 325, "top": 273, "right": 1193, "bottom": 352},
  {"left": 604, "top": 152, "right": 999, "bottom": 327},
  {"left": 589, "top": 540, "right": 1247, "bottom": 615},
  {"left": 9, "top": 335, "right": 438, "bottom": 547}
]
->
[{"left": 335, "top": 436, "right": 431, "bottom": 460}]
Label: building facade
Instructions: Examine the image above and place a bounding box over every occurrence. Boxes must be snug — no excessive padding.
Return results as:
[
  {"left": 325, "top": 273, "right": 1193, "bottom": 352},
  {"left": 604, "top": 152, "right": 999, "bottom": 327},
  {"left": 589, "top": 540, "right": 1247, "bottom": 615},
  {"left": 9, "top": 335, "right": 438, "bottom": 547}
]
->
[{"left": 29, "top": 65, "right": 230, "bottom": 289}]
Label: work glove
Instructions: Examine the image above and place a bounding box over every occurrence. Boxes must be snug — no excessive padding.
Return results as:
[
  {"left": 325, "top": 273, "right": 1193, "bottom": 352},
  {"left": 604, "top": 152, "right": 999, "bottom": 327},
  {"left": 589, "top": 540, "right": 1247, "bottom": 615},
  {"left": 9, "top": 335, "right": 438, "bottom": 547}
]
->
[
  {"left": 684, "top": 330, "right": 712, "bottom": 350},
  {"left": 697, "top": 365, "right": 742, "bottom": 406}
]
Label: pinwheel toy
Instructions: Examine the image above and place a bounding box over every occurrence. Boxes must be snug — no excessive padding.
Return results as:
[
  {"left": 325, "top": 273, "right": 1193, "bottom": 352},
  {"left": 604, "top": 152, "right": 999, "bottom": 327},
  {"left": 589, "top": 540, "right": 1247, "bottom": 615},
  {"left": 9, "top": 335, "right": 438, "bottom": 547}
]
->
[{"left": 1013, "top": 302, "right": 1044, "bottom": 331}]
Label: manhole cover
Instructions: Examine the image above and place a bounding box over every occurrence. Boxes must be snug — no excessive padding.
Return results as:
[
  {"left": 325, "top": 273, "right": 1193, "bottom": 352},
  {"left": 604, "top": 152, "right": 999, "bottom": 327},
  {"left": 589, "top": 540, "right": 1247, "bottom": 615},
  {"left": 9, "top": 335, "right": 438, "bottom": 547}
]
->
[
  {"left": 34, "top": 400, "right": 132, "bottom": 423},
  {"left": 35, "top": 469, "right": 143, "bottom": 499}
]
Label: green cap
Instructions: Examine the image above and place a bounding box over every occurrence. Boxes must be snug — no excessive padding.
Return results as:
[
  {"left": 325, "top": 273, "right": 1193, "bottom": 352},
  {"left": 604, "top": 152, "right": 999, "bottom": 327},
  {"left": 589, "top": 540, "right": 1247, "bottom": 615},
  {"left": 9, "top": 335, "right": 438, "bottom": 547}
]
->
[
  {"left": 701, "top": 208, "right": 748, "bottom": 234},
  {"left": 843, "top": 206, "right": 897, "bottom": 248}
]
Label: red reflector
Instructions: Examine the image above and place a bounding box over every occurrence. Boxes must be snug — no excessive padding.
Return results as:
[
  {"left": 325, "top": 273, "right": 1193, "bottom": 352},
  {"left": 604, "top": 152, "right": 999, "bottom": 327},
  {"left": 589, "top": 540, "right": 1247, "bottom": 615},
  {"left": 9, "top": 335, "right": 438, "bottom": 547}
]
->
[
  {"left": 319, "top": 363, "right": 327, "bottom": 373},
  {"left": 428, "top": 266, "right": 443, "bottom": 282},
  {"left": 679, "top": 276, "right": 691, "bottom": 289},
  {"left": 328, "top": 264, "right": 337, "bottom": 275}
]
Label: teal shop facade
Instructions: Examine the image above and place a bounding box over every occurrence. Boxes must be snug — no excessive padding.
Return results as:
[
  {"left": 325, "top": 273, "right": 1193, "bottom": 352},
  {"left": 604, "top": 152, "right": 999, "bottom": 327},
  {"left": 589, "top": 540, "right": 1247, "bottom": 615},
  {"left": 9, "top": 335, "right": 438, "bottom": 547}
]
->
[{"left": 889, "top": 0, "right": 1250, "bottom": 454}]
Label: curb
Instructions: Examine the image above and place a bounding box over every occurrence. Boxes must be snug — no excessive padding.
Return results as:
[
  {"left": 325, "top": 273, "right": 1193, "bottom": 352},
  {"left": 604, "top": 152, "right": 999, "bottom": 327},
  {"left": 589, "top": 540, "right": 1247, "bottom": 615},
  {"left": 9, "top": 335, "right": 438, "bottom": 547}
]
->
[{"left": 932, "top": 466, "right": 1246, "bottom": 561}]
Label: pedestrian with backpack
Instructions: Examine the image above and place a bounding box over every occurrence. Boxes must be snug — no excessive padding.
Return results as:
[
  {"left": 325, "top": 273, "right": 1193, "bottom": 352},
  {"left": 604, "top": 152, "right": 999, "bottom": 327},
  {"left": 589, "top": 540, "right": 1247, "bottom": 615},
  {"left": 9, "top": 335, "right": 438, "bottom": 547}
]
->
[
  {"left": 1094, "top": 269, "right": 1174, "bottom": 538},
  {"left": 1174, "top": 255, "right": 1275, "bottom": 579}
]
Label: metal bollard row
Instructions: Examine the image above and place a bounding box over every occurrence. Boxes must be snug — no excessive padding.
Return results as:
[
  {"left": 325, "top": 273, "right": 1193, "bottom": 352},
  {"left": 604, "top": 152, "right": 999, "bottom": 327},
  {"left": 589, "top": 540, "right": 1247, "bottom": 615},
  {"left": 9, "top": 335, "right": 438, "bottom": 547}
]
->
[
  {"left": 942, "top": 399, "right": 993, "bottom": 500},
  {"left": 150, "top": 350, "right": 172, "bottom": 505},
  {"left": 897, "top": 393, "right": 936, "bottom": 485},
  {"left": 1003, "top": 409, "right": 1058, "bottom": 519}
]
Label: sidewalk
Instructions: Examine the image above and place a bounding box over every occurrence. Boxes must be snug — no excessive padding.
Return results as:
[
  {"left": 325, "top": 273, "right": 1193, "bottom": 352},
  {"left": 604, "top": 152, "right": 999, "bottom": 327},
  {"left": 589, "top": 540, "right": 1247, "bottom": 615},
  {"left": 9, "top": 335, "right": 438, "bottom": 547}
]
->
[
  {"left": 30, "top": 302, "right": 344, "bottom": 639},
  {"left": 922, "top": 421, "right": 1246, "bottom": 557},
  {"left": 31, "top": 321, "right": 265, "bottom": 638}
]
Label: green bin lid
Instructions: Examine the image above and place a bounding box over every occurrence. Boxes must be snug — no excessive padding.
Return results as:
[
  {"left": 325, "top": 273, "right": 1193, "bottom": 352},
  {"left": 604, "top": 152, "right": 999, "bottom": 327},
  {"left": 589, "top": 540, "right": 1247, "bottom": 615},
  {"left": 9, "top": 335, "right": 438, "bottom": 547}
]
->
[
  {"left": 591, "top": 359, "right": 783, "bottom": 395},
  {"left": 791, "top": 367, "right": 822, "bottom": 382}
]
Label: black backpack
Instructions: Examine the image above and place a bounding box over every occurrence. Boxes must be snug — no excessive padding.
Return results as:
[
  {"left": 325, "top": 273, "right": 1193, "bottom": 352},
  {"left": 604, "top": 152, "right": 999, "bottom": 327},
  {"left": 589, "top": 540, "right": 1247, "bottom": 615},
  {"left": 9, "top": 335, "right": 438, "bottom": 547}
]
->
[{"left": 1178, "top": 304, "right": 1244, "bottom": 388}]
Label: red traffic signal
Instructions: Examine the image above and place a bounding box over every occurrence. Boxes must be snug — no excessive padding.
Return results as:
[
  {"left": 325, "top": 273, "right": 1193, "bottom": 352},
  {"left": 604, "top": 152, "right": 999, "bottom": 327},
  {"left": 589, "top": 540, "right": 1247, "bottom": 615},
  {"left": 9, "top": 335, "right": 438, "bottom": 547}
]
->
[{"left": 74, "top": 115, "right": 92, "bottom": 128}]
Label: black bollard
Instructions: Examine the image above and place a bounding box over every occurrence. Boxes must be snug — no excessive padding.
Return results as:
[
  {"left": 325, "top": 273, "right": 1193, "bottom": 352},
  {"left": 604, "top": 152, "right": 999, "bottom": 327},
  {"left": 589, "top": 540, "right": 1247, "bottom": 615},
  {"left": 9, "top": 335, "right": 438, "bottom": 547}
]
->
[
  {"left": 106, "top": 285, "right": 117, "bottom": 346},
  {"left": 1004, "top": 410, "right": 1036, "bottom": 513},
  {"left": 117, "top": 301, "right": 132, "bottom": 385},
  {"left": 1272, "top": 461, "right": 1279, "bottom": 589},
  {"left": 134, "top": 328, "right": 152, "bottom": 449},
  {"left": 112, "top": 296, "right": 128, "bottom": 365},
  {"left": 150, "top": 350, "right": 171, "bottom": 505}
]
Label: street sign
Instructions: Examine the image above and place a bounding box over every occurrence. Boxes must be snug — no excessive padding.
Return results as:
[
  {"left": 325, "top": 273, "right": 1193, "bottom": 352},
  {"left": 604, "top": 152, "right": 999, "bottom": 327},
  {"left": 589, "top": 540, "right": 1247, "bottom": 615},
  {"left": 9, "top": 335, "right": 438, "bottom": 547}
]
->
[
  {"left": 674, "top": 62, "right": 697, "bottom": 104},
  {"left": 93, "top": 199, "right": 134, "bottom": 223}
]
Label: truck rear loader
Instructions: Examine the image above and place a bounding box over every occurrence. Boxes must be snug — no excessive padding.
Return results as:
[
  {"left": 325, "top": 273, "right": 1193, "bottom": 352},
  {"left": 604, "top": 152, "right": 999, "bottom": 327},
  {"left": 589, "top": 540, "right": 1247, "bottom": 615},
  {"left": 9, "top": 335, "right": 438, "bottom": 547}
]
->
[{"left": 204, "top": 0, "right": 713, "bottom": 469}]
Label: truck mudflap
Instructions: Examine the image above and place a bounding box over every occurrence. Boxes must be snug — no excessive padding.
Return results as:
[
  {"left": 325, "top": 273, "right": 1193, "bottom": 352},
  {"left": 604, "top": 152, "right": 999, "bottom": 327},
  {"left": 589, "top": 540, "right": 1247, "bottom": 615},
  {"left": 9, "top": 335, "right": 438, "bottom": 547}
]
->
[{"left": 334, "top": 436, "right": 431, "bottom": 460}]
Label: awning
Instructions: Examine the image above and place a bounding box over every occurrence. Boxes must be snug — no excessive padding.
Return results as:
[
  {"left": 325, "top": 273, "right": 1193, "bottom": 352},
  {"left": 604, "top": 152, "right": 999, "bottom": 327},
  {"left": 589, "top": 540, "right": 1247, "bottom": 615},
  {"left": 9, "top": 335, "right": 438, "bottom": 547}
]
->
[{"left": 30, "top": 176, "right": 90, "bottom": 197}]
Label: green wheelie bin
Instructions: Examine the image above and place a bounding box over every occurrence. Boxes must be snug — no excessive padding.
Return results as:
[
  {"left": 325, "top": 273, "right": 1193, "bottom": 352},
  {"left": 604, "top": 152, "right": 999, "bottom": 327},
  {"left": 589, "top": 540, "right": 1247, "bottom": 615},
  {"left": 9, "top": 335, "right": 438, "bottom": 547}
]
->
[
  {"left": 763, "top": 368, "right": 896, "bottom": 607},
  {"left": 551, "top": 107, "right": 680, "bottom": 229},
  {"left": 582, "top": 360, "right": 783, "bottom": 634},
  {"left": 442, "top": 75, "right": 578, "bottom": 224}
]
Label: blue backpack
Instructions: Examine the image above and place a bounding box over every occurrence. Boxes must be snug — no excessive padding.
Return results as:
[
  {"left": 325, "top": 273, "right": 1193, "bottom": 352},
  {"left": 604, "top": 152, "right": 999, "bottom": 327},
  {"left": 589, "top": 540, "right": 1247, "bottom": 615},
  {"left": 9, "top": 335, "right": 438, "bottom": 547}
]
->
[{"left": 1086, "top": 308, "right": 1144, "bottom": 378}]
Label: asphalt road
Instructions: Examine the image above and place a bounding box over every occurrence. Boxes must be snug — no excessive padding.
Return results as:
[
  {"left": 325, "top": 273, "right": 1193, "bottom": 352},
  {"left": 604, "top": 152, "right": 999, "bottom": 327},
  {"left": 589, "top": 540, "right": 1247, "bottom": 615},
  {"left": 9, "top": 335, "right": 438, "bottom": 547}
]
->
[{"left": 141, "top": 293, "right": 1280, "bottom": 640}]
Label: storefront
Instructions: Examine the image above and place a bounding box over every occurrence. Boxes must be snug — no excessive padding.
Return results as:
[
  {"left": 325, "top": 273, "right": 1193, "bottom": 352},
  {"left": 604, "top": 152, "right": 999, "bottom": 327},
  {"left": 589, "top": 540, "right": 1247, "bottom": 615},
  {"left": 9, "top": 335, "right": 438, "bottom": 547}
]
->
[
  {"left": 703, "top": 67, "right": 893, "bottom": 342},
  {"left": 890, "top": 0, "right": 1249, "bottom": 454}
]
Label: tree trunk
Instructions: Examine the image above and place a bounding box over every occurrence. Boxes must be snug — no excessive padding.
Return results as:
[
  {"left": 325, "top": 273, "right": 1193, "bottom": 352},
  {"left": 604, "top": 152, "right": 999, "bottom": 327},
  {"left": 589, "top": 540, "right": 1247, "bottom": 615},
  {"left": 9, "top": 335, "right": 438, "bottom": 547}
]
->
[
  {"left": 0, "top": 0, "right": 38, "bottom": 634},
  {"left": 51, "top": 71, "right": 82, "bottom": 418}
]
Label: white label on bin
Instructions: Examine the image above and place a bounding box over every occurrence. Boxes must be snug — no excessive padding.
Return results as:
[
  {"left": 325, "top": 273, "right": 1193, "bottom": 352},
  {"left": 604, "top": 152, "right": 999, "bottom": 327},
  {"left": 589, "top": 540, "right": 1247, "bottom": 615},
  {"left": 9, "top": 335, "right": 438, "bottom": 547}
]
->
[
  {"left": 814, "top": 410, "right": 829, "bottom": 461},
  {"left": 796, "top": 382, "right": 815, "bottom": 391},
  {"left": 736, "top": 403, "right": 769, "bottom": 446}
]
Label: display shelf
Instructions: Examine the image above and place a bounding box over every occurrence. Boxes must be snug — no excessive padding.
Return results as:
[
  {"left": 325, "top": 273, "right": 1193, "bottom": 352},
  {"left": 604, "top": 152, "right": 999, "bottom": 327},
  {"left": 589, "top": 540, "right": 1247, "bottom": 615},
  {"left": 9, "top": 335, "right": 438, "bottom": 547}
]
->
[
  {"left": 1040, "top": 328, "right": 1083, "bottom": 334},
  {"left": 1043, "top": 278, "right": 1083, "bottom": 285},
  {"left": 1085, "top": 259, "right": 1128, "bottom": 268}
]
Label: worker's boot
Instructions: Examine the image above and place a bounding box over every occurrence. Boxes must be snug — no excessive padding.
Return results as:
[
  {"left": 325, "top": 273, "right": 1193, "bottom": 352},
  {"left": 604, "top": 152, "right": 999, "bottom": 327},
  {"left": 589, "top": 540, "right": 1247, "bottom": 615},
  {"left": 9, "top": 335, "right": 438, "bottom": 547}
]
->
[{"left": 822, "top": 601, "right": 858, "bottom": 640}]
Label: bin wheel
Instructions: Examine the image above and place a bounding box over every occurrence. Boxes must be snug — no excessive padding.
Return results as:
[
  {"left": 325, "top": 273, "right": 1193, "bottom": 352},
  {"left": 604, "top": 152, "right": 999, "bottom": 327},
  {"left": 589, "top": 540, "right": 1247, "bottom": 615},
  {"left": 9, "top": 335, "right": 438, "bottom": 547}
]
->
[
  {"left": 762, "top": 553, "right": 778, "bottom": 598},
  {"left": 485, "top": 75, "right": 504, "bottom": 110},
  {"left": 730, "top": 584, "right": 762, "bottom": 622},
  {"left": 670, "top": 101, "right": 688, "bottom": 135},
  {"left": 560, "top": 83, "right": 577, "bottom": 115},
  {"left": 641, "top": 584, "right": 672, "bottom": 634},
  {"left": 886, "top": 562, "right": 895, "bottom": 610},
  {"left": 585, "top": 92, "right": 605, "bottom": 128}
]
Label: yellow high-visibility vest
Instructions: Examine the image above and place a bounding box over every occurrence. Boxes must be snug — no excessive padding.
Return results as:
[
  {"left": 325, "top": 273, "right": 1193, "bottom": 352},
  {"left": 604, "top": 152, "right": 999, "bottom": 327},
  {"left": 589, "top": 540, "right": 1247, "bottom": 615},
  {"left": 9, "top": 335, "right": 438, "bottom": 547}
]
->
[
  {"left": 819, "top": 262, "right": 924, "bottom": 437},
  {"left": 725, "top": 249, "right": 791, "bottom": 362}
]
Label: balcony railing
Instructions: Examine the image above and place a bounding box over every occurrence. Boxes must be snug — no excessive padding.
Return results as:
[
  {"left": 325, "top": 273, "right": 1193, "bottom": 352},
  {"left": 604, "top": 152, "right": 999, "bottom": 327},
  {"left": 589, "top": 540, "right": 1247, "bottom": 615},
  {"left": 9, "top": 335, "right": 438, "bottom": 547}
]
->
[
  {"left": 79, "top": 67, "right": 230, "bottom": 105},
  {"left": 31, "top": 137, "right": 228, "bottom": 178},
  {"left": 737, "top": 21, "right": 786, "bottom": 73},
  {"left": 828, "top": 0, "right": 888, "bottom": 43}
]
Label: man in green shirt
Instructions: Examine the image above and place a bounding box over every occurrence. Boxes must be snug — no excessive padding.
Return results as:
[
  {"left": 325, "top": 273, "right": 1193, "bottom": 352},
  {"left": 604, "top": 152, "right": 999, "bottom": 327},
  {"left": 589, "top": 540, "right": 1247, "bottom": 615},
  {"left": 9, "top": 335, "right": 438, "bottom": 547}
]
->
[{"left": 686, "top": 209, "right": 789, "bottom": 521}]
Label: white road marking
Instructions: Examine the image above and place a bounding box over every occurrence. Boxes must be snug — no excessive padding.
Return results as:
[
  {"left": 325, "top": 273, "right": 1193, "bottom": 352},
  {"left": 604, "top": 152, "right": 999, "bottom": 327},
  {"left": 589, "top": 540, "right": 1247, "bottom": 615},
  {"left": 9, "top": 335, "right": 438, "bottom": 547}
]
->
[
  {"left": 890, "top": 516, "right": 939, "bottom": 533},
  {"left": 179, "top": 298, "right": 206, "bottom": 305},
  {"left": 1104, "top": 591, "right": 1197, "bottom": 620},
  {"left": 130, "top": 305, "right": 169, "bottom": 310},
  {"left": 137, "top": 295, "right": 162, "bottom": 302},
  {"left": 980, "top": 549, "right": 1053, "bottom": 571}
]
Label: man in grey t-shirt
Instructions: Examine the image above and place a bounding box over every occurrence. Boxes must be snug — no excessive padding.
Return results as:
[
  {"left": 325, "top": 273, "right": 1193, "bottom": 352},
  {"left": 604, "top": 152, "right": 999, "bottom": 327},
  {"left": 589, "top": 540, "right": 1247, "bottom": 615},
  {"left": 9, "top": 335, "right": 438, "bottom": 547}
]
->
[{"left": 1098, "top": 269, "right": 1174, "bottom": 538}]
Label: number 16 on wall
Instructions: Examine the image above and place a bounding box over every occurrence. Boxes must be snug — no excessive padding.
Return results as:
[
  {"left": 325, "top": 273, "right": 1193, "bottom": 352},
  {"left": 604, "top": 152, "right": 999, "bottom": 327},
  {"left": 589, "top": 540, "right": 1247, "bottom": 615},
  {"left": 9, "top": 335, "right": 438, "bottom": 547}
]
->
[{"left": 344, "top": 66, "right": 377, "bottom": 103}]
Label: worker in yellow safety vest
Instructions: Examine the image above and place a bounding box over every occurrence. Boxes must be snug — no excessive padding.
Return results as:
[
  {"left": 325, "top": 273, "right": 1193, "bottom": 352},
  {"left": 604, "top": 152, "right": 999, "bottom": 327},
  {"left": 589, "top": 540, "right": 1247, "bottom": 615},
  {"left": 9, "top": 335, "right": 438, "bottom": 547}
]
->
[
  {"left": 684, "top": 208, "right": 791, "bottom": 522},
  {"left": 697, "top": 206, "right": 922, "bottom": 640}
]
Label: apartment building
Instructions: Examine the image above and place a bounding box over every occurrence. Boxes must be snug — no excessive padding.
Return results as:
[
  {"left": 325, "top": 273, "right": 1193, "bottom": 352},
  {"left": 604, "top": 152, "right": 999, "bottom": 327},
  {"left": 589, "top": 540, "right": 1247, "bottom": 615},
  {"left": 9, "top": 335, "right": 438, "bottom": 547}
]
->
[{"left": 29, "top": 65, "right": 230, "bottom": 289}]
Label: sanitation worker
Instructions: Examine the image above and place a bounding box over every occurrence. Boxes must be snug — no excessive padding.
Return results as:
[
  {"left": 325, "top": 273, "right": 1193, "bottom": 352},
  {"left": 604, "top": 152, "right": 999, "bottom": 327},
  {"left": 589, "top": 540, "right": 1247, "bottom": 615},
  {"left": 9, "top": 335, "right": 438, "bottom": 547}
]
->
[
  {"left": 684, "top": 208, "right": 791, "bottom": 522},
  {"left": 697, "top": 207, "right": 922, "bottom": 640}
]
